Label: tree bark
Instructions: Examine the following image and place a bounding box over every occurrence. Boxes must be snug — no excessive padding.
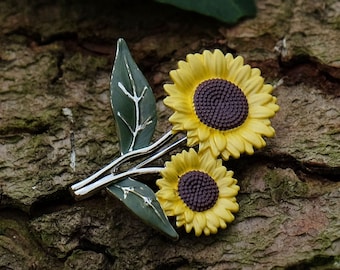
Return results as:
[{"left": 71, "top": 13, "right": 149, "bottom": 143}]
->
[{"left": 0, "top": 0, "right": 339, "bottom": 269}]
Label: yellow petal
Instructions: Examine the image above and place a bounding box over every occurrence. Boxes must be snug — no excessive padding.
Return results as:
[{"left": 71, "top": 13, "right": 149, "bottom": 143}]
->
[
  {"left": 266, "top": 126, "right": 275, "bottom": 137},
  {"left": 156, "top": 179, "right": 177, "bottom": 190},
  {"left": 204, "top": 49, "right": 226, "bottom": 77},
  {"left": 176, "top": 218, "right": 185, "bottom": 227},
  {"left": 226, "top": 141, "right": 241, "bottom": 159},
  {"left": 251, "top": 67, "right": 261, "bottom": 77},
  {"left": 233, "top": 64, "right": 251, "bottom": 86},
  {"left": 249, "top": 105, "right": 276, "bottom": 118},
  {"left": 227, "top": 56, "right": 244, "bottom": 82},
  {"left": 225, "top": 53, "right": 234, "bottom": 64},
  {"left": 218, "top": 198, "right": 239, "bottom": 212},
  {"left": 163, "top": 84, "right": 179, "bottom": 96},
  {"left": 241, "top": 76, "right": 264, "bottom": 95},
  {"left": 184, "top": 209, "right": 194, "bottom": 223},
  {"left": 261, "top": 84, "right": 273, "bottom": 94},
  {"left": 208, "top": 135, "right": 221, "bottom": 157},
  {"left": 186, "top": 53, "right": 207, "bottom": 81},
  {"left": 205, "top": 210, "right": 220, "bottom": 227},
  {"left": 186, "top": 133, "right": 198, "bottom": 147},
  {"left": 239, "top": 129, "right": 266, "bottom": 149},
  {"left": 226, "top": 132, "right": 244, "bottom": 158},
  {"left": 226, "top": 170, "right": 234, "bottom": 178},
  {"left": 177, "top": 59, "right": 190, "bottom": 70},
  {"left": 162, "top": 202, "right": 177, "bottom": 215},
  {"left": 219, "top": 187, "right": 239, "bottom": 198},
  {"left": 183, "top": 117, "right": 199, "bottom": 130},
  {"left": 160, "top": 167, "right": 179, "bottom": 183},
  {"left": 184, "top": 222, "right": 193, "bottom": 233},
  {"left": 213, "top": 206, "right": 229, "bottom": 220},
  {"left": 175, "top": 67, "right": 197, "bottom": 92},
  {"left": 221, "top": 150, "right": 231, "bottom": 160},
  {"left": 248, "top": 93, "right": 274, "bottom": 106},
  {"left": 247, "top": 120, "right": 275, "bottom": 137},
  {"left": 266, "top": 102, "right": 280, "bottom": 113},
  {"left": 172, "top": 100, "right": 193, "bottom": 113},
  {"left": 171, "top": 124, "right": 183, "bottom": 132},
  {"left": 174, "top": 157, "right": 189, "bottom": 176},
  {"left": 169, "top": 70, "right": 192, "bottom": 91},
  {"left": 217, "top": 178, "right": 235, "bottom": 189},
  {"left": 223, "top": 210, "right": 235, "bottom": 222},
  {"left": 167, "top": 111, "right": 183, "bottom": 123},
  {"left": 199, "top": 151, "right": 216, "bottom": 173},
  {"left": 229, "top": 132, "right": 245, "bottom": 151},
  {"left": 219, "top": 219, "right": 227, "bottom": 229},
  {"left": 199, "top": 140, "right": 211, "bottom": 152},
  {"left": 173, "top": 202, "right": 186, "bottom": 215},
  {"left": 203, "top": 227, "right": 212, "bottom": 236},
  {"left": 163, "top": 96, "right": 176, "bottom": 109},
  {"left": 213, "top": 131, "right": 227, "bottom": 152},
  {"left": 193, "top": 212, "right": 206, "bottom": 236},
  {"left": 212, "top": 166, "right": 226, "bottom": 180},
  {"left": 197, "top": 125, "right": 210, "bottom": 141},
  {"left": 156, "top": 188, "right": 177, "bottom": 200},
  {"left": 244, "top": 140, "right": 255, "bottom": 155},
  {"left": 184, "top": 148, "right": 198, "bottom": 169}
]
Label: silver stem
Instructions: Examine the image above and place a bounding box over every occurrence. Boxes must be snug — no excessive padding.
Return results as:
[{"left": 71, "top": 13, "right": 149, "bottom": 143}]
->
[
  {"left": 71, "top": 167, "right": 163, "bottom": 200},
  {"left": 70, "top": 130, "right": 174, "bottom": 192},
  {"left": 133, "top": 136, "right": 187, "bottom": 169}
]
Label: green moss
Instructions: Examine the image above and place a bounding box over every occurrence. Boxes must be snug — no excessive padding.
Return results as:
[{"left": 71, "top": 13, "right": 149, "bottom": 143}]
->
[
  {"left": 3, "top": 118, "right": 48, "bottom": 134},
  {"left": 0, "top": 134, "right": 24, "bottom": 144},
  {"left": 62, "top": 53, "right": 109, "bottom": 81},
  {"left": 64, "top": 249, "right": 110, "bottom": 269},
  {"left": 295, "top": 132, "right": 340, "bottom": 168},
  {"left": 264, "top": 169, "right": 309, "bottom": 203},
  {"left": 0, "top": 108, "right": 61, "bottom": 136},
  {"left": 284, "top": 255, "right": 340, "bottom": 270},
  {"left": 0, "top": 215, "right": 62, "bottom": 268}
]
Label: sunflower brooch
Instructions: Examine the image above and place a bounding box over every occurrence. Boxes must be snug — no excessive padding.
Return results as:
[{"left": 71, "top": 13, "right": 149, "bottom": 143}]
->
[
  {"left": 164, "top": 49, "right": 278, "bottom": 160},
  {"left": 156, "top": 148, "right": 239, "bottom": 236},
  {"left": 70, "top": 38, "right": 279, "bottom": 239}
]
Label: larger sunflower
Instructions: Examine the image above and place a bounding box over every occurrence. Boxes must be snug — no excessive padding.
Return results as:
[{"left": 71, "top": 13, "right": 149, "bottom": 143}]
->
[
  {"left": 156, "top": 148, "right": 239, "bottom": 236},
  {"left": 164, "top": 49, "right": 279, "bottom": 160}
]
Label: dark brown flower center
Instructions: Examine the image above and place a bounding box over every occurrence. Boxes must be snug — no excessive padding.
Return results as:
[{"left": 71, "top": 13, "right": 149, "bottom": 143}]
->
[
  {"left": 178, "top": 170, "right": 219, "bottom": 212},
  {"left": 193, "top": 78, "right": 248, "bottom": 131}
]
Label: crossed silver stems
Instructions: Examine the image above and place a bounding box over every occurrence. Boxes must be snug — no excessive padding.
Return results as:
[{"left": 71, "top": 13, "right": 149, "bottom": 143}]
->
[{"left": 70, "top": 131, "right": 187, "bottom": 200}]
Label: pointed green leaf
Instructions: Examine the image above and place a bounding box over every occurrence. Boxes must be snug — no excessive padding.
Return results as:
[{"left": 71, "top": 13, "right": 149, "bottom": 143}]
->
[
  {"left": 107, "top": 178, "right": 179, "bottom": 240},
  {"left": 155, "top": 0, "right": 256, "bottom": 24},
  {"left": 110, "top": 38, "right": 157, "bottom": 154},
  {"left": 108, "top": 39, "right": 177, "bottom": 239}
]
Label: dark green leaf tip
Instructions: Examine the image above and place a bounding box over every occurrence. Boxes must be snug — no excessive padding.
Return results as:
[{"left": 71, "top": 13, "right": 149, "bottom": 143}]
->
[
  {"left": 110, "top": 38, "right": 157, "bottom": 154},
  {"left": 107, "top": 178, "right": 179, "bottom": 240},
  {"left": 155, "top": 0, "right": 256, "bottom": 24}
]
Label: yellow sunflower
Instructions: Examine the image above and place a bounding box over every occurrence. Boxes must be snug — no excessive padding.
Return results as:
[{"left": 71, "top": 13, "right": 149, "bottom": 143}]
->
[
  {"left": 156, "top": 148, "right": 239, "bottom": 236},
  {"left": 164, "top": 49, "right": 279, "bottom": 160}
]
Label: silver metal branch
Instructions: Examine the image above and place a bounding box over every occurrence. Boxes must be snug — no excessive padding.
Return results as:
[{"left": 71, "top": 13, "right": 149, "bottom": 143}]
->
[
  {"left": 133, "top": 136, "right": 187, "bottom": 169},
  {"left": 72, "top": 167, "right": 163, "bottom": 200},
  {"left": 70, "top": 130, "right": 174, "bottom": 192}
]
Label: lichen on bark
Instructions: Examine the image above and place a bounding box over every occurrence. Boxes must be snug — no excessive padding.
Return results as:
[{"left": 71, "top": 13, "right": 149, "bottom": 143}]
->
[{"left": 0, "top": 0, "right": 339, "bottom": 269}]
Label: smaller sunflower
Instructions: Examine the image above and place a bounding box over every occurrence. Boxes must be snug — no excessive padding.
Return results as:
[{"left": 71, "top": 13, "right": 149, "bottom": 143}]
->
[
  {"left": 164, "top": 49, "right": 279, "bottom": 160},
  {"left": 156, "top": 148, "right": 239, "bottom": 236}
]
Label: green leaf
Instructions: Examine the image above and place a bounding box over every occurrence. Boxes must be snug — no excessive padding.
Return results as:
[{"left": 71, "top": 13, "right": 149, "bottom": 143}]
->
[
  {"left": 110, "top": 38, "right": 157, "bottom": 155},
  {"left": 155, "top": 0, "right": 256, "bottom": 24},
  {"left": 107, "top": 178, "right": 179, "bottom": 240},
  {"left": 107, "top": 39, "right": 177, "bottom": 239}
]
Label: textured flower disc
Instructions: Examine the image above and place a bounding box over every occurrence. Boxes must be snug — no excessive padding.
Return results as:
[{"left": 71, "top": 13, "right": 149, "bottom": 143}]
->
[
  {"left": 178, "top": 170, "right": 219, "bottom": 212},
  {"left": 163, "top": 49, "right": 280, "bottom": 160},
  {"left": 194, "top": 78, "right": 248, "bottom": 131},
  {"left": 156, "top": 148, "right": 239, "bottom": 236}
]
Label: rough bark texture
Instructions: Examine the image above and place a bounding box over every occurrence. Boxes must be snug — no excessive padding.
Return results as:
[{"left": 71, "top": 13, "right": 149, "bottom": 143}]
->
[{"left": 0, "top": 0, "right": 339, "bottom": 269}]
